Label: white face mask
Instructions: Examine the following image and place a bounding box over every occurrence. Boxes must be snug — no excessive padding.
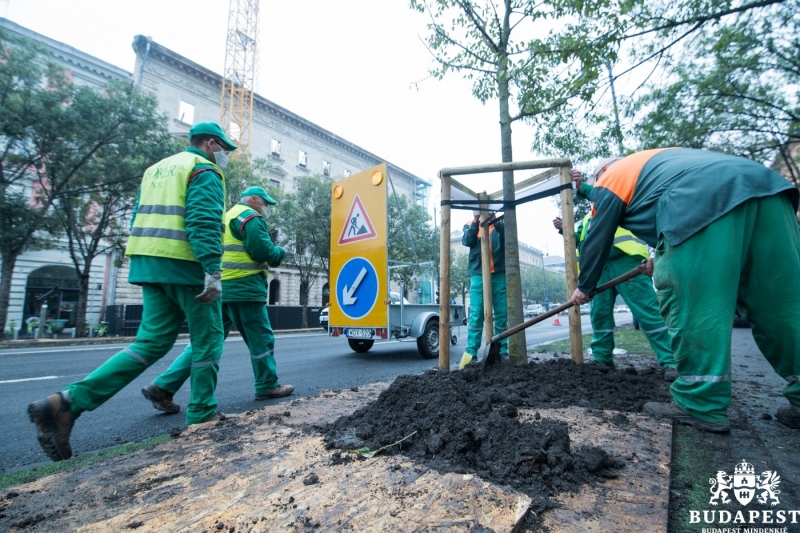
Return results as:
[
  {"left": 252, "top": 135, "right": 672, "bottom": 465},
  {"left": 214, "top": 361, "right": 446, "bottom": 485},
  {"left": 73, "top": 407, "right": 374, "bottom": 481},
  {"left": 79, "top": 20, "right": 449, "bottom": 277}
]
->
[
  {"left": 261, "top": 206, "right": 269, "bottom": 218},
  {"left": 213, "top": 149, "right": 228, "bottom": 170}
]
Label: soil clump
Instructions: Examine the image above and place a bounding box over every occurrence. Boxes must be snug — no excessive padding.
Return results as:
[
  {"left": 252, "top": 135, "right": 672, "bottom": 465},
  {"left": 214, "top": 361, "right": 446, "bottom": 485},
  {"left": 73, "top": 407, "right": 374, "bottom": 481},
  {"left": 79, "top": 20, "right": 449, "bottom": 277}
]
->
[{"left": 324, "top": 357, "right": 671, "bottom": 519}]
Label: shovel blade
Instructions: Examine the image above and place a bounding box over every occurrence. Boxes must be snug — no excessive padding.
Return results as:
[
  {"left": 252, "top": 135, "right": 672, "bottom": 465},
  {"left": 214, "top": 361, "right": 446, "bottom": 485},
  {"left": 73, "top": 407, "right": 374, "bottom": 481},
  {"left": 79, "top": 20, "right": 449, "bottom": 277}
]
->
[{"left": 481, "top": 340, "right": 503, "bottom": 369}]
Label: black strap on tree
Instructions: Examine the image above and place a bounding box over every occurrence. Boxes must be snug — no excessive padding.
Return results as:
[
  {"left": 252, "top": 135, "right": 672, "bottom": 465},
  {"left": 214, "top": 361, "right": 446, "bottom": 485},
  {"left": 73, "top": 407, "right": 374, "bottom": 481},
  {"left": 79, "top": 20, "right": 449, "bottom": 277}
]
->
[{"left": 440, "top": 183, "right": 572, "bottom": 213}]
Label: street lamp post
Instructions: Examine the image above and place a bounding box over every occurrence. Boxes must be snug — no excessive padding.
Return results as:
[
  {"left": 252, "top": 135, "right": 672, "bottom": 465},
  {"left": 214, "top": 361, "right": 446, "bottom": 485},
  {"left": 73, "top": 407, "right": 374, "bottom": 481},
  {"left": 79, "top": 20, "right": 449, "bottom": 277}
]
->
[{"left": 541, "top": 255, "right": 550, "bottom": 311}]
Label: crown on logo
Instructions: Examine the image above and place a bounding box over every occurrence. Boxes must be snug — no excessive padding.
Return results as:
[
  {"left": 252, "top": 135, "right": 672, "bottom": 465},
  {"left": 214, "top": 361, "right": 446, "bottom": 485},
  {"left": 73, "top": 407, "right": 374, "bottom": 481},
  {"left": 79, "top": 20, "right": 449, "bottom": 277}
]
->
[{"left": 735, "top": 459, "right": 754, "bottom": 475}]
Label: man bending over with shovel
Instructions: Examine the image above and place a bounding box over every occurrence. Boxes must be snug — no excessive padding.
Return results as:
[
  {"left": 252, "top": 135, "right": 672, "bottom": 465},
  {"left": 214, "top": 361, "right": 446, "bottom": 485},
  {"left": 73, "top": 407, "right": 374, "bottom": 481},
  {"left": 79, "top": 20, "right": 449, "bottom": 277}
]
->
[{"left": 570, "top": 148, "right": 800, "bottom": 434}]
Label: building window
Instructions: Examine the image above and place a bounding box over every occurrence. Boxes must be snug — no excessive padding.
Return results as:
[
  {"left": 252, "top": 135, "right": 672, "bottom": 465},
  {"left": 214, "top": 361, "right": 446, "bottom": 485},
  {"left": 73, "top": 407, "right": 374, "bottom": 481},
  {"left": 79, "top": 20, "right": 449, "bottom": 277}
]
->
[
  {"left": 270, "top": 139, "right": 282, "bottom": 157},
  {"left": 270, "top": 179, "right": 280, "bottom": 189},
  {"left": 178, "top": 101, "right": 194, "bottom": 125},
  {"left": 298, "top": 150, "right": 308, "bottom": 167},
  {"left": 322, "top": 161, "right": 331, "bottom": 177}
]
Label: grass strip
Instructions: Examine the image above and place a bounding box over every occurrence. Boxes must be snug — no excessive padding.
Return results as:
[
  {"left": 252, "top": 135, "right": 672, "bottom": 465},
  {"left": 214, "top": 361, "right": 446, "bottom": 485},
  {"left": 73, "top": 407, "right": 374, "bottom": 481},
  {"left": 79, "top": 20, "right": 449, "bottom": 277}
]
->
[
  {"left": 531, "top": 324, "right": 655, "bottom": 355},
  {"left": 0, "top": 435, "right": 172, "bottom": 490}
]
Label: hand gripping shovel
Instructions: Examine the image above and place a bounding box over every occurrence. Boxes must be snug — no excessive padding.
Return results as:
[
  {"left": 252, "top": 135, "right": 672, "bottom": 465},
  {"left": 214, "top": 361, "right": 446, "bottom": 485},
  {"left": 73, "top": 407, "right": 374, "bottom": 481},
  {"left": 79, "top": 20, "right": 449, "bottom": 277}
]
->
[{"left": 481, "top": 264, "right": 647, "bottom": 368}]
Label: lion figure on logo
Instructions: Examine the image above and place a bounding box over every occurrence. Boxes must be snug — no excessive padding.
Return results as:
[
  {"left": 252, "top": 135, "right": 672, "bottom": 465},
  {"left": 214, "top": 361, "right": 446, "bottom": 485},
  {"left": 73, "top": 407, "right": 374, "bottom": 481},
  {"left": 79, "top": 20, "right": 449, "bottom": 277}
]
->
[
  {"left": 756, "top": 471, "right": 781, "bottom": 506},
  {"left": 709, "top": 471, "right": 732, "bottom": 505}
]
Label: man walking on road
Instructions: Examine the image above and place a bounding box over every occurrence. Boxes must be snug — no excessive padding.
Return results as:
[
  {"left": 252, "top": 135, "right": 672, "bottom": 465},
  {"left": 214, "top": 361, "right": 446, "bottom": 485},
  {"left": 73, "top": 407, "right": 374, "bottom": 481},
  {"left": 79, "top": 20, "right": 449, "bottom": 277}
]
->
[
  {"left": 142, "top": 186, "right": 294, "bottom": 414},
  {"left": 28, "top": 122, "right": 235, "bottom": 461},
  {"left": 460, "top": 211, "right": 507, "bottom": 369},
  {"left": 570, "top": 148, "right": 800, "bottom": 434},
  {"left": 555, "top": 162, "right": 677, "bottom": 382}
]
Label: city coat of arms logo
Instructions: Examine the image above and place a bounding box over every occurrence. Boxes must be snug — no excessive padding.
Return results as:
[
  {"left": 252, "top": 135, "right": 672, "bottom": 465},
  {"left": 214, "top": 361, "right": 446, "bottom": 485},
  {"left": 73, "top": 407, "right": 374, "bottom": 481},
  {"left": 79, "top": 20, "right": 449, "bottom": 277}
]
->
[{"left": 708, "top": 460, "right": 781, "bottom": 506}]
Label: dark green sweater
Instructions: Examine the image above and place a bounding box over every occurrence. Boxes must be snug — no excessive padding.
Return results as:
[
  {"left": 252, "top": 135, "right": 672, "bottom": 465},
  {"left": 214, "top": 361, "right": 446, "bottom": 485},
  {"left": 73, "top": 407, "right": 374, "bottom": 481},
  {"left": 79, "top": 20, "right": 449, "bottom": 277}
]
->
[{"left": 578, "top": 148, "right": 798, "bottom": 293}]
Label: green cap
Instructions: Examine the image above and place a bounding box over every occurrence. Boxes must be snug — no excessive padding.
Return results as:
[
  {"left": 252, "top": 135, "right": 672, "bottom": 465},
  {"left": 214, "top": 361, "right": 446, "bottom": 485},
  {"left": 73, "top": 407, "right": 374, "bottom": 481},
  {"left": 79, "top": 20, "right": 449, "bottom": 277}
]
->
[
  {"left": 188, "top": 122, "right": 237, "bottom": 151},
  {"left": 242, "top": 186, "right": 277, "bottom": 205}
]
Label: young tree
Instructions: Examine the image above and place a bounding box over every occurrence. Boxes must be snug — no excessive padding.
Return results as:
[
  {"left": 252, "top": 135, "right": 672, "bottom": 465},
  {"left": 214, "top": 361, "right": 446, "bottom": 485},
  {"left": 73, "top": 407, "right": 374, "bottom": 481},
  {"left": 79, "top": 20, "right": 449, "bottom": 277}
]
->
[
  {"left": 51, "top": 82, "right": 175, "bottom": 336},
  {"left": 274, "top": 174, "right": 332, "bottom": 327},
  {"left": 223, "top": 156, "right": 273, "bottom": 209},
  {"left": 410, "top": 0, "right": 553, "bottom": 362}
]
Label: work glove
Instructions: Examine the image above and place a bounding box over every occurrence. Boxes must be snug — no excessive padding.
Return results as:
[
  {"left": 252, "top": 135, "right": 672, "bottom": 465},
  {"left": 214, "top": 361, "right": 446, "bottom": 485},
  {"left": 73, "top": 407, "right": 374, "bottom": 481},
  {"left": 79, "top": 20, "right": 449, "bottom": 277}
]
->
[
  {"left": 196, "top": 271, "right": 222, "bottom": 304},
  {"left": 459, "top": 353, "right": 474, "bottom": 370}
]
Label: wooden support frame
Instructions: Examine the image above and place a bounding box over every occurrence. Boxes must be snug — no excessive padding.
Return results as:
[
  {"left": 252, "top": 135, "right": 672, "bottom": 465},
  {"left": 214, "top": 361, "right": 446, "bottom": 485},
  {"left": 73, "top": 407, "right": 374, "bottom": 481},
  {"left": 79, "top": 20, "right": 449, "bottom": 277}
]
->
[{"left": 438, "top": 158, "right": 584, "bottom": 369}]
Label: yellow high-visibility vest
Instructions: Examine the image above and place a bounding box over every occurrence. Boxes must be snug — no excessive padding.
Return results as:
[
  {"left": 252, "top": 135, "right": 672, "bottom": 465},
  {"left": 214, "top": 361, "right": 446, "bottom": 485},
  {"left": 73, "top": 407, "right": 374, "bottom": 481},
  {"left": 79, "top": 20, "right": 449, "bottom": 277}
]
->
[
  {"left": 576, "top": 212, "right": 648, "bottom": 272},
  {"left": 126, "top": 152, "right": 225, "bottom": 261},
  {"left": 221, "top": 203, "right": 270, "bottom": 281}
]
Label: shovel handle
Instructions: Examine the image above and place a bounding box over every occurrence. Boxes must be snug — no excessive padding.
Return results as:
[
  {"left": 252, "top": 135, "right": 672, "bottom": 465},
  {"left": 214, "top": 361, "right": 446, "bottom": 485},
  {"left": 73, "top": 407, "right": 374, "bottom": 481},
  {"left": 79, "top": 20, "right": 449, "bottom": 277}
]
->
[{"left": 489, "top": 264, "right": 647, "bottom": 344}]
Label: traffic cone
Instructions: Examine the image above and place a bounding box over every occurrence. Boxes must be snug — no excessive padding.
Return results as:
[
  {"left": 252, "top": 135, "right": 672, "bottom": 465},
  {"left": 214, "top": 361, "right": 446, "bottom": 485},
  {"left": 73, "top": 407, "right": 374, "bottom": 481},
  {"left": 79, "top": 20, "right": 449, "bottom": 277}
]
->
[{"left": 553, "top": 316, "right": 561, "bottom": 326}]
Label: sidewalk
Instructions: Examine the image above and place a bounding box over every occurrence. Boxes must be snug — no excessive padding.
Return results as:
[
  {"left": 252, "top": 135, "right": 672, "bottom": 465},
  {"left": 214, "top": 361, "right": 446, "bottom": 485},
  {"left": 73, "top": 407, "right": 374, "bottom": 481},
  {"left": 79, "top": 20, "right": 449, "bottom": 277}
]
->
[
  {"left": 0, "top": 328, "right": 323, "bottom": 350},
  {"left": 668, "top": 328, "right": 800, "bottom": 531}
]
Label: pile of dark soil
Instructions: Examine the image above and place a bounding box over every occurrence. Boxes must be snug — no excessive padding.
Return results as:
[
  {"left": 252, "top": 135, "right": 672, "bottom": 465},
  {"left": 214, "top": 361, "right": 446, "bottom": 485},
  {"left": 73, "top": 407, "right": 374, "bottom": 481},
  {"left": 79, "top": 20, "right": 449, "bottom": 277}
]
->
[{"left": 324, "top": 358, "right": 671, "bottom": 518}]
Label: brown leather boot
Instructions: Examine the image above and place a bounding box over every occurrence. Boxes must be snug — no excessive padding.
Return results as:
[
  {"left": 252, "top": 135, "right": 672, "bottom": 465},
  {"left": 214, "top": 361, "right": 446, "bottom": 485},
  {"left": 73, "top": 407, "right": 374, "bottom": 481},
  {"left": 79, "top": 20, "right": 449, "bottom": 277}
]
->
[
  {"left": 28, "top": 392, "right": 75, "bottom": 461},
  {"left": 141, "top": 384, "right": 180, "bottom": 414}
]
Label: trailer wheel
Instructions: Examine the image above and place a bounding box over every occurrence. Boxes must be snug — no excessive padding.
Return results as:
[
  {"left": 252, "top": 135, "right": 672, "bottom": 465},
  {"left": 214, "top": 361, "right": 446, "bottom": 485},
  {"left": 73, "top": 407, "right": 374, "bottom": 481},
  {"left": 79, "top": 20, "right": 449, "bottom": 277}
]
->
[
  {"left": 450, "top": 334, "right": 457, "bottom": 345},
  {"left": 348, "top": 338, "right": 374, "bottom": 353},
  {"left": 416, "top": 320, "right": 439, "bottom": 359}
]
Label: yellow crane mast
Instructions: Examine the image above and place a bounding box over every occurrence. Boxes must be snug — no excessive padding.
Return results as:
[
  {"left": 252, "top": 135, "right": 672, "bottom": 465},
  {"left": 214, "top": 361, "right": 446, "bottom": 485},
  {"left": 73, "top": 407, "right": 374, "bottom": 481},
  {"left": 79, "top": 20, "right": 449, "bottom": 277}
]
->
[{"left": 220, "top": 0, "right": 259, "bottom": 156}]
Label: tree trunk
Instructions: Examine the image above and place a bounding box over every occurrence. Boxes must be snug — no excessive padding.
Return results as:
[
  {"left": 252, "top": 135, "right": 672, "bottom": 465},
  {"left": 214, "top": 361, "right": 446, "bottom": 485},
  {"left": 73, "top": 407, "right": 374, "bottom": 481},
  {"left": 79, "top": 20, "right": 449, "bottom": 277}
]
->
[
  {"left": 75, "top": 270, "right": 91, "bottom": 338},
  {"left": 497, "top": 58, "right": 526, "bottom": 365},
  {"left": 0, "top": 251, "right": 20, "bottom": 336}
]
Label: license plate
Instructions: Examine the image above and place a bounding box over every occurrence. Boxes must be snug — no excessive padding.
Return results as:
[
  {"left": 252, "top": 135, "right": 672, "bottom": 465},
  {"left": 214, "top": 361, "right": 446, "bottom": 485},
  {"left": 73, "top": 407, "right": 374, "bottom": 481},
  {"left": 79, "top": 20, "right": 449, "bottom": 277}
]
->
[{"left": 348, "top": 328, "right": 373, "bottom": 339}]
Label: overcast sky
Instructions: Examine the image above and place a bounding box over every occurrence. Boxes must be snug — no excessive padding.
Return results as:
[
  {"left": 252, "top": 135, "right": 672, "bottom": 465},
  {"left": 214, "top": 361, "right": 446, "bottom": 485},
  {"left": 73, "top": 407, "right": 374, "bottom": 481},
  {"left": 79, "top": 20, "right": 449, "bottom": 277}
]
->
[{"left": 4, "top": 0, "right": 574, "bottom": 256}]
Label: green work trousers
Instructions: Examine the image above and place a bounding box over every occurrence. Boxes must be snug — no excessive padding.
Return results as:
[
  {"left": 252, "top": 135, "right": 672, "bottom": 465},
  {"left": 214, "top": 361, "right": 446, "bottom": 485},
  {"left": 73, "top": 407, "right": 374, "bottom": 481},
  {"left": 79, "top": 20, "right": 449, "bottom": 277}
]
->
[
  {"left": 654, "top": 193, "right": 800, "bottom": 425},
  {"left": 155, "top": 301, "right": 280, "bottom": 397},
  {"left": 466, "top": 273, "right": 508, "bottom": 357},
  {"left": 590, "top": 253, "right": 675, "bottom": 368},
  {"left": 65, "top": 283, "right": 223, "bottom": 425}
]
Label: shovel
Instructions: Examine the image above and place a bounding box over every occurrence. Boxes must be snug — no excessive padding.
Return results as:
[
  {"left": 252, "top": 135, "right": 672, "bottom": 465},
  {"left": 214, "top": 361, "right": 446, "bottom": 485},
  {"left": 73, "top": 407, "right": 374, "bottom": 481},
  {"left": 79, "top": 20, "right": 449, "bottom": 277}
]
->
[{"left": 481, "top": 264, "right": 647, "bottom": 367}]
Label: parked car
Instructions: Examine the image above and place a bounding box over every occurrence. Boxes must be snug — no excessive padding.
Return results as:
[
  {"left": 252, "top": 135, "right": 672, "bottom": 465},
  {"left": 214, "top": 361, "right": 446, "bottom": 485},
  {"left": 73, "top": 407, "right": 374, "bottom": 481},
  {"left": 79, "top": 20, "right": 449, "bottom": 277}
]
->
[
  {"left": 614, "top": 305, "right": 629, "bottom": 313},
  {"left": 579, "top": 304, "right": 591, "bottom": 315},
  {"left": 319, "top": 307, "right": 329, "bottom": 330},
  {"left": 524, "top": 304, "right": 545, "bottom": 318}
]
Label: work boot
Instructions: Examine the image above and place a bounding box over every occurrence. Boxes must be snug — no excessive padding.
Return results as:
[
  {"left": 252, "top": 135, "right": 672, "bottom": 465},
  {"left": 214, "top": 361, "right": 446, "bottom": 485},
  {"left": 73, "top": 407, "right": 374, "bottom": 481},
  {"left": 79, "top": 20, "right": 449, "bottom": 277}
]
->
[
  {"left": 459, "top": 353, "right": 475, "bottom": 370},
  {"left": 663, "top": 366, "right": 679, "bottom": 383},
  {"left": 141, "top": 384, "right": 180, "bottom": 414},
  {"left": 28, "top": 391, "right": 75, "bottom": 461},
  {"left": 644, "top": 401, "right": 730, "bottom": 433},
  {"left": 775, "top": 404, "right": 800, "bottom": 429},
  {"left": 255, "top": 384, "right": 295, "bottom": 401}
]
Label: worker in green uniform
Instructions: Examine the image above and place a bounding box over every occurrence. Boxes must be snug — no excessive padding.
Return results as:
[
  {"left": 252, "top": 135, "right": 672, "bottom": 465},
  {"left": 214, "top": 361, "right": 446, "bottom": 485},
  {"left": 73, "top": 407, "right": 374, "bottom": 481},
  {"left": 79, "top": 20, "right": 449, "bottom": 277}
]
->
[
  {"left": 571, "top": 148, "right": 800, "bottom": 433},
  {"left": 142, "top": 186, "right": 294, "bottom": 413},
  {"left": 460, "top": 211, "right": 507, "bottom": 369},
  {"left": 28, "top": 122, "right": 235, "bottom": 461},
  {"left": 553, "top": 163, "right": 677, "bottom": 382}
]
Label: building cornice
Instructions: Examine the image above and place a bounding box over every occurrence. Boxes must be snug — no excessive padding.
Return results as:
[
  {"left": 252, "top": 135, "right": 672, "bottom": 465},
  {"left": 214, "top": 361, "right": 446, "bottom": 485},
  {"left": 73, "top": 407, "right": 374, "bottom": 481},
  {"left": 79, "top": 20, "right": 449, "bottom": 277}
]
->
[{"left": 134, "top": 36, "right": 430, "bottom": 188}]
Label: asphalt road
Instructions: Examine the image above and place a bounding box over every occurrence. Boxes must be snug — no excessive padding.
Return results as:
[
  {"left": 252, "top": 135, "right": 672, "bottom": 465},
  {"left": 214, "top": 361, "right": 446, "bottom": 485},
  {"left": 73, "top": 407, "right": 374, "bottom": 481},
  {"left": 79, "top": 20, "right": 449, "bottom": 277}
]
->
[{"left": 0, "top": 312, "right": 631, "bottom": 473}]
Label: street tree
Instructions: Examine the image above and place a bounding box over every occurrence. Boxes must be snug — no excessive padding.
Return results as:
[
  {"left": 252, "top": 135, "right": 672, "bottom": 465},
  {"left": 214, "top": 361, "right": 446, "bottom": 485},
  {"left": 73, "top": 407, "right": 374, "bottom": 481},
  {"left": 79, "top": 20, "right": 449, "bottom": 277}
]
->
[
  {"left": 409, "top": 0, "right": 567, "bottom": 363},
  {"left": 450, "top": 250, "right": 470, "bottom": 305},
  {"left": 630, "top": 1, "right": 799, "bottom": 183},
  {"left": 51, "top": 82, "right": 175, "bottom": 336},
  {"left": 274, "top": 174, "right": 331, "bottom": 327},
  {"left": 387, "top": 193, "right": 439, "bottom": 299},
  {"left": 223, "top": 156, "right": 273, "bottom": 209}
]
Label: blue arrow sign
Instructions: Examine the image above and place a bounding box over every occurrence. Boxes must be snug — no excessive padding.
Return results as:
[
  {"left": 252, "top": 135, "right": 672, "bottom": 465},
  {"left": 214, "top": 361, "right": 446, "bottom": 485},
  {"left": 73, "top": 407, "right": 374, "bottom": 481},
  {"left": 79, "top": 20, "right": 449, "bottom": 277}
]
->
[{"left": 336, "top": 257, "right": 378, "bottom": 320}]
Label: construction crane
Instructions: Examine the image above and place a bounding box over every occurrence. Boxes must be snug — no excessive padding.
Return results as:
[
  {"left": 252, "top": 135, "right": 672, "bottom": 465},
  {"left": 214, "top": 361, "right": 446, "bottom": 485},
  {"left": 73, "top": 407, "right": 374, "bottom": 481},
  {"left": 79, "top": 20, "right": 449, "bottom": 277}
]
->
[{"left": 220, "top": 0, "right": 259, "bottom": 157}]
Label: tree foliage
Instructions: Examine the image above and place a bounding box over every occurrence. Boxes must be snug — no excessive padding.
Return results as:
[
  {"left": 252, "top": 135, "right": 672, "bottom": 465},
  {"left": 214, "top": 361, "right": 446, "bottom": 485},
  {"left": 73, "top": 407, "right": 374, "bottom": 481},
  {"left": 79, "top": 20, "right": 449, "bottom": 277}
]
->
[
  {"left": 52, "top": 82, "right": 176, "bottom": 336},
  {"left": 223, "top": 156, "right": 274, "bottom": 209},
  {"left": 274, "top": 174, "right": 331, "bottom": 326},
  {"left": 449, "top": 250, "right": 470, "bottom": 305},
  {"left": 387, "top": 193, "right": 439, "bottom": 294},
  {"left": 0, "top": 31, "right": 173, "bottom": 333}
]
